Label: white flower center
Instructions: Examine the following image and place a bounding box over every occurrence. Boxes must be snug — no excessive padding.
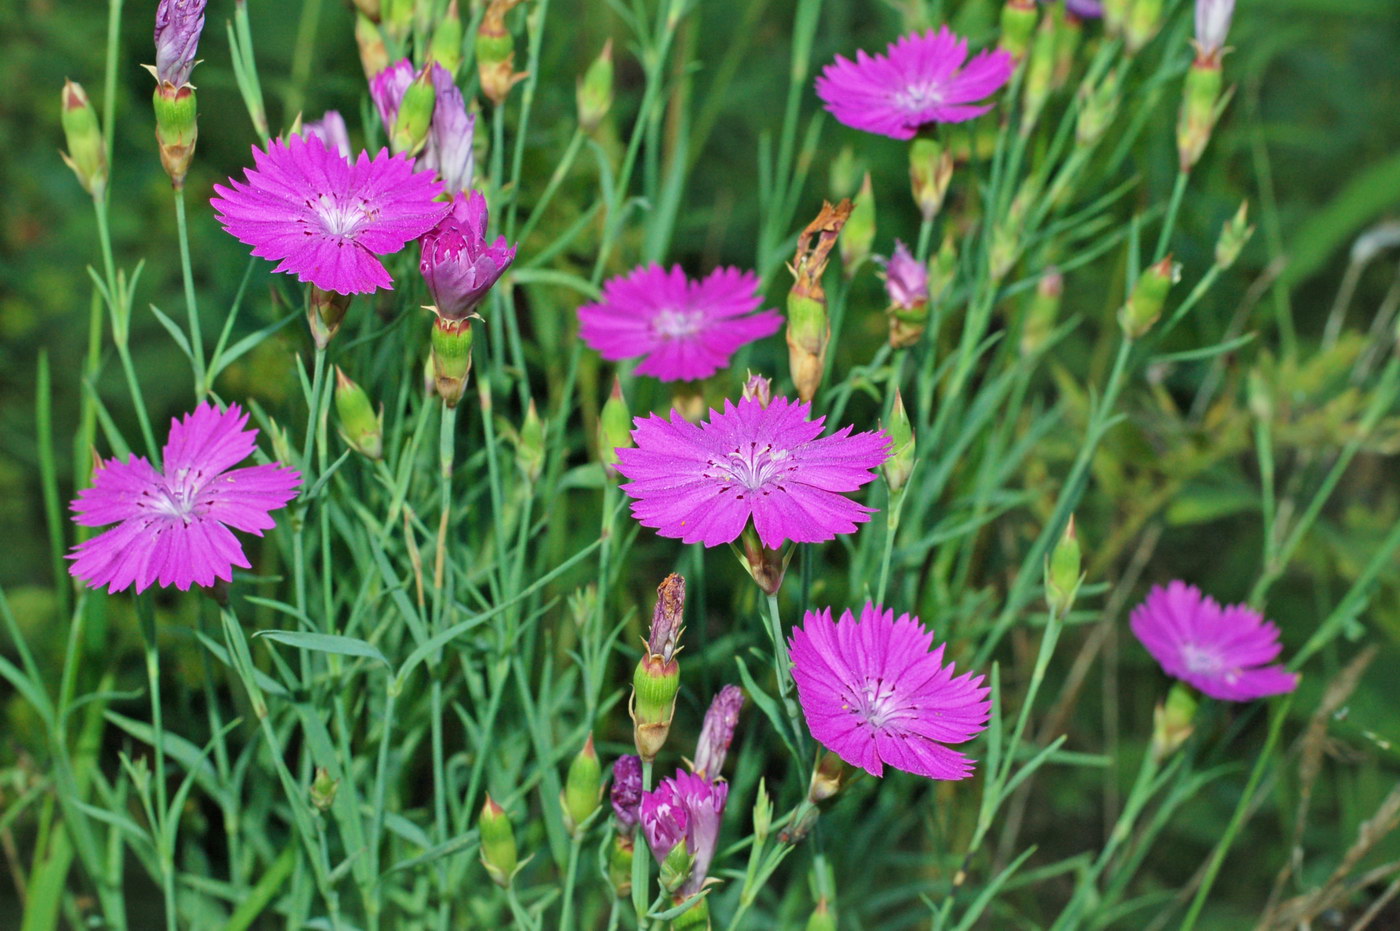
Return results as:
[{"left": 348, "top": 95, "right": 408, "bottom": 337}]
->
[
  {"left": 1180, "top": 642, "right": 1224, "bottom": 677},
  {"left": 894, "top": 81, "right": 944, "bottom": 111},
  {"left": 855, "top": 676, "right": 902, "bottom": 728},
  {"left": 144, "top": 467, "right": 206, "bottom": 524},
  {"left": 652, "top": 307, "right": 705, "bottom": 341},
  {"left": 704, "top": 441, "right": 797, "bottom": 496},
  {"left": 314, "top": 194, "right": 369, "bottom": 239}
]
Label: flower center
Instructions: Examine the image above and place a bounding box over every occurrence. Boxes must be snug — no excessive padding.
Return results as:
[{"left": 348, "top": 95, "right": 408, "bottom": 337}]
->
[
  {"left": 314, "top": 194, "right": 369, "bottom": 239},
  {"left": 847, "top": 676, "right": 902, "bottom": 729},
  {"left": 894, "top": 80, "right": 944, "bottom": 111},
  {"left": 1180, "top": 642, "right": 1224, "bottom": 677},
  {"left": 704, "top": 441, "right": 797, "bottom": 496},
  {"left": 144, "top": 467, "right": 206, "bottom": 523},
  {"left": 652, "top": 307, "right": 705, "bottom": 341}
]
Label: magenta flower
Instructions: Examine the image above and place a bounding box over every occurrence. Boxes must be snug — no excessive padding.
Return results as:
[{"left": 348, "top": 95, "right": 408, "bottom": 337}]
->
[
  {"left": 302, "top": 110, "right": 352, "bottom": 159},
  {"left": 1194, "top": 0, "right": 1235, "bottom": 60},
  {"left": 878, "top": 240, "right": 929, "bottom": 310},
  {"left": 615, "top": 397, "right": 891, "bottom": 548},
  {"left": 815, "top": 27, "right": 1015, "bottom": 140},
  {"left": 1130, "top": 581, "right": 1298, "bottom": 702},
  {"left": 640, "top": 770, "right": 728, "bottom": 894},
  {"left": 418, "top": 190, "right": 516, "bottom": 320},
  {"left": 369, "top": 59, "right": 416, "bottom": 133},
  {"left": 426, "top": 66, "right": 476, "bottom": 194},
  {"left": 68, "top": 403, "right": 301, "bottom": 595},
  {"left": 578, "top": 265, "right": 782, "bottom": 383},
  {"left": 789, "top": 603, "right": 991, "bottom": 780},
  {"left": 692, "top": 684, "right": 744, "bottom": 781},
  {"left": 611, "top": 754, "right": 643, "bottom": 835},
  {"left": 211, "top": 134, "right": 449, "bottom": 295},
  {"left": 153, "top": 0, "right": 207, "bottom": 88}
]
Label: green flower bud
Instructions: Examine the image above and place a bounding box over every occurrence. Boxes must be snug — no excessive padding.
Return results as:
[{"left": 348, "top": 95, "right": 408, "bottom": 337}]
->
[
  {"left": 806, "top": 750, "right": 848, "bottom": 804},
  {"left": 787, "top": 201, "right": 850, "bottom": 402},
  {"left": 356, "top": 14, "right": 390, "bottom": 81},
  {"left": 430, "top": 317, "right": 474, "bottom": 407},
  {"left": 881, "top": 389, "right": 915, "bottom": 496},
  {"left": 1021, "top": 14, "right": 1058, "bottom": 132},
  {"left": 1214, "top": 202, "right": 1253, "bottom": 270},
  {"left": 608, "top": 834, "right": 635, "bottom": 897},
  {"left": 671, "top": 894, "right": 710, "bottom": 931},
  {"left": 998, "top": 0, "right": 1038, "bottom": 61},
  {"left": 1045, "top": 515, "right": 1082, "bottom": 617},
  {"left": 1052, "top": 5, "right": 1081, "bottom": 90},
  {"left": 391, "top": 66, "right": 436, "bottom": 156},
  {"left": 561, "top": 733, "right": 602, "bottom": 837},
  {"left": 427, "top": 0, "right": 463, "bottom": 75},
  {"left": 61, "top": 81, "right": 107, "bottom": 197},
  {"left": 477, "top": 0, "right": 528, "bottom": 106},
  {"left": 351, "top": 0, "right": 380, "bottom": 22},
  {"left": 1124, "top": 0, "right": 1165, "bottom": 54},
  {"left": 927, "top": 234, "right": 957, "bottom": 305},
  {"left": 478, "top": 794, "right": 518, "bottom": 887},
  {"left": 1176, "top": 61, "right": 1223, "bottom": 172},
  {"left": 598, "top": 376, "right": 632, "bottom": 474},
  {"left": 1247, "top": 365, "right": 1273, "bottom": 422},
  {"left": 576, "top": 40, "right": 614, "bottom": 135},
  {"left": 806, "top": 899, "right": 838, "bottom": 931},
  {"left": 1076, "top": 67, "right": 1121, "bottom": 147},
  {"left": 152, "top": 83, "right": 198, "bottom": 188},
  {"left": 737, "top": 525, "right": 788, "bottom": 596},
  {"left": 1020, "top": 266, "right": 1063, "bottom": 357},
  {"left": 908, "top": 136, "right": 954, "bottom": 222},
  {"left": 381, "top": 0, "right": 413, "bottom": 42},
  {"left": 841, "top": 173, "right": 876, "bottom": 276},
  {"left": 1102, "top": 0, "right": 1130, "bottom": 36},
  {"left": 1117, "top": 256, "right": 1178, "bottom": 340},
  {"left": 631, "top": 574, "right": 685, "bottom": 762},
  {"left": 334, "top": 366, "right": 384, "bottom": 460},
  {"left": 516, "top": 400, "right": 545, "bottom": 483},
  {"left": 310, "top": 766, "right": 338, "bottom": 812},
  {"left": 308, "top": 286, "right": 352, "bottom": 350},
  {"left": 752, "top": 779, "right": 772, "bottom": 844},
  {"left": 1151, "top": 682, "right": 1197, "bottom": 763},
  {"left": 828, "top": 145, "right": 860, "bottom": 199},
  {"left": 657, "top": 839, "right": 692, "bottom": 894}
]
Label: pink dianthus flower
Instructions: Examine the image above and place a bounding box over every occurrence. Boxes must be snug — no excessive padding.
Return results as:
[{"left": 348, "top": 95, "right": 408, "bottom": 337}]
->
[
  {"left": 68, "top": 403, "right": 301, "bottom": 595},
  {"left": 1130, "top": 581, "right": 1298, "bottom": 702},
  {"left": 615, "top": 396, "right": 890, "bottom": 548},
  {"left": 578, "top": 265, "right": 782, "bottom": 383},
  {"left": 816, "top": 27, "right": 1015, "bottom": 140},
  {"left": 789, "top": 603, "right": 991, "bottom": 780},
  {"left": 640, "top": 770, "right": 728, "bottom": 895}
]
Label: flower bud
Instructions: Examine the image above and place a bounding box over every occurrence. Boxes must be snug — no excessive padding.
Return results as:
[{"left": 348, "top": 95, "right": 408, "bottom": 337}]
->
[
  {"left": 786, "top": 200, "right": 851, "bottom": 402},
  {"left": 671, "top": 895, "right": 710, "bottom": 931},
  {"left": 334, "top": 366, "right": 384, "bottom": 460},
  {"left": 807, "top": 750, "right": 849, "bottom": 804},
  {"left": 516, "top": 400, "right": 545, "bottom": 483},
  {"left": 351, "top": 0, "right": 380, "bottom": 21},
  {"left": 908, "top": 137, "right": 954, "bottom": 222},
  {"left": 880, "top": 389, "right": 915, "bottom": 495},
  {"left": 477, "top": 0, "right": 528, "bottom": 106},
  {"left": 738, "top": 525, "right": 788, "bottom": 596},
  {"left": 576, "top": 40, "right": 614, "bottom": 134},
  {"left": 841, "top": 173, "right": 876, "bottom": 276},
  {"left": 427, "top": 0, "right": 463, "bottom": 75},
  {"left": 310, "top": 766, "right": 338, "bottom": 812},
  {"left": 380, "top": 0, "right": 413, "bottom": 41},
  {"left": 561, "top": 734, "right": 602, "bottom": 837},
  {"left": 990, "top": 177, "right": 1040, "bottom": 281},
  {"left": 692, "top": 685, "right": 745, "bottom": 780},
  {"left": 308, "top": 285, "right": 351, "bottom": 350},
  {"left": 1215, "top": 202, "right": 1253, "bottom": 270},
  {"left": 1246, "top": 366, "right": 1272, "bottom": 422},
  {"left": 1053, "top": 5, "right": 1082, "bottom": 90},
  {"left": 390, "top": 66, "right": 436, "bottom": 156},
  {"left": 1151, "top": 681, "right": 1197, "bottom": 763},
  {"left": 998, "top": 0, "right": 1038, "bottom": 62},
  {"left": 1021, "top": 13, "right": 1058, "bottom": 132},
  {"left": 927, "top": 234, "right": 958, "bottom": 305},
  {"left": 631, "top": 575, "right": 685, "bottom": 762},
  {"left": 1102, "top": 0, "right": 1129, "bottom": 36},
  {"left": 479, "top": 794, "right": 518, "bottom": 887},
  {"left": 1124, "top": 0, "right": 1165, "bottom": 54},
  {"left": 1176, "top": 60, "right": 1224, "bottom": 172},
  {"left": 806, "top": 899, "right": 838, "bottom": 931},
  {"left": 1076, "top": 67, "right": 1121, "bottom": 147},
  {"left": 152, "top": 83, "right": 198, "bottom": 188},
  {"left": 430, "top": 318, "right": 474, "bottom": 407},
  {"left": 657, "top": 840, "right": 693, "bottom": 894},
  {"left": 1193, "top": 0, "right": 1235, "bottom": 64},
  {"left": 611, "top": 753, "right": 643, "bottom": 835},
  {"left": 608, "top": 834, "right": 634, "bottom": 897},
  {"left": 1044, "top": 515, "right": 1082, "bottom": 616},
  {"left": 303, "top": 110, "right": 352, "bottom": 159},
  {"left": 1021, "top": 266, "right": 1063, "bottom": 357},
  {"left": 880, "top": 240, "right": 930, "bottom": 349},
  {"left": 741, "top": 371, "right": 773, "bottom": 408},
  {"left": 355, "top": 14, "right": 390, "bottom": 80},
  {"left": 828, "top": 146, "right": 860, "bottom": 199},
  {"left": 598, "top": 376, "right": 632, "bottom": 474},
  {"left": 60, "top": 81, "right": 107, "bottom": 197},
  {"left": 1117, "top": 256, "right": 1178, "bottom": 340},
  {"left": 752, "top": 779, "right": 772, "bottom": 844}
]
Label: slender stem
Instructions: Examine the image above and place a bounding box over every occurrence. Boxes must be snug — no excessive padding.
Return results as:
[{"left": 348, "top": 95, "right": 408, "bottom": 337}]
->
[
  {"left": 559, "top": 833, "right": 584, "bottom": 931},
  {"left": 173, "top": 187, "right": 207, "bottom": 395},
  {"left": 874, "top": 492, "right": 901, "bottom": 609},
  {"left": 136, "top": 595, "right": 177, "bottom": 931},
  {"left": 1153, "top": 170, "right": 1189, "bottom": 261}
]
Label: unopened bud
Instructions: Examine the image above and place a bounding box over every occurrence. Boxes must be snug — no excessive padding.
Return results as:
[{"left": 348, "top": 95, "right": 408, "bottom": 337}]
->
[
  {"left": 1022, "top": 267, "right": 1063, "bottom": 357},
  {"left": 355, "top": 14, "right": 390, "bottom": 80},
  {"left": 310, "top": 766, "right": 338, "bottom": 811},
  {"left": 999, "top": 0, "right": 1038, "bottom": 61},
  {"left": 430, "top": 317, "right": 474, "bottom": 407},
  {"left": 390, "top": 66, "right": 436, "bottom": 156},
  {"left": 1045, "top": 515, "right": 1082, "bottom": 616},
  {"left": 380, "top": 0, "right": 413, "bottom": 41},
  {"left": 477, "top": 0, "right": 528, "bottom": 106},
  {"left": 576, "top": 40, "right": 614, "bottom": 134},
  {"left": 742, "top": 371, "right": 773, "bottom": 408},
  {"left": 152, "top": 83, "right": 198, "bottom": 188},
  {"left": 1124, "top": 0, "right": 1165, "bottom": 54},
  {"left": 1151, "top": 682, "right": 1198, "bottom": 762},
  {"left": 1176, "top": 61, "right": 1224, "bottom": 172},
  {"left": 598, "top": 376, "right": 631, "bottom": 474},
  {"left": 478, "top": 794, "right": 518, "bottom": 887},
  {"left": 909, "top": 137, "right": 954, "bottom": 222},
  {"left": 516, "top": 400, "right": 545, "bottom": 482},
  {"left": 990, "top": 177, "right": 1040, "bottom": 281},
  {"left": 1076, "top": 68, "right": 1121, "bottom": 147},
  {"left": 828, "top": 146, "right": 860, "bottom": 199},
  {"left": 266, "top": 418, "right": 296, "bottom": 473},
  {"left": 692, "top": 685, "right": 744, "bottom": 780},
  {"left": 1118, "top": 256, "right": 1178, "bottom": 340},
  {"left": 335, "top": 366, "right": 384, "bottom": 460},
  {"left": 657, "top": 840, "right": 692, "bottom": 894},
  {"left": 787, "top": 200, "right": 851, "bottom": 402},
  {"left": 351, "top": 0, "right": 380, "bottom": 21},
  {"left": 1214, "top": 202, "right": 1253, "bottom": 269},
  {"left": 308, "top": 286, "right": 351, "bottom": 349},
  {"left": 632, "top": 575, "right": 685, "bottom": 762},
  {"left": 738, "top": 525, "right": 788, "bottom": 596},
  {"left": 807, "top": 750, "right": 848, "bottom": 804},
  {"left": 881, "top": 390, "right": 915, "bottom": 495},
  {"left": 1246, "top": 366, "right": 1272, "bottom": 422},
  {"left": 841, "top": 173, "right": 876, "bottom": 275},
  {"left": 806, "top": 899, "right": 838, "bottom": 931},
  {"left": 61, "top": 81, "right": 107, "bottom": 197},
  {"left": 1021, "top": 14, "right": 1058, "bottom": 132},
  {"left": 1053, "top": 5, "right": 1081, "bottom": 89},
  {"left": 752, "top": 779, "right": 773, "bottom": 844},
  {"left": 671, "top": 895, "right": 710, "bottom": 931},
  {"left": 427, "top": 0, "right": 463, "bottom": 75},
  {"left": 608, "top": 834, "right": 635, "bottom": 897},
  {"left": 1102, "top": 0, "right": 1130, "bottom": 36},
  {"left": 561, "top": 734, "right": 602, "bottom": 837}
]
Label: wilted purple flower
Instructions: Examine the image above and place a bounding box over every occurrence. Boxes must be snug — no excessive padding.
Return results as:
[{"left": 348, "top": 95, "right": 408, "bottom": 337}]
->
[
  {"left": 68, "top": 403, "right": 300, "bottom": 594},
  {"left": 426, "top": 66, "right": 476, "bottom": 194},
  {"left": 211, "top": 134, "right": 449, "bottom": 295},
  {"left": 611, "top": 754, "right": 643, "bottom": 835},
  {"left": 878, "top": 240, "right": 929, "bottom": 310},
  {"left": 647, "top": 573, "right": 685, "bottom": 662},
  {"left": 790, "top": 602, "right": 991, "bottom": 780},
  {"left": 1194, "top": 0, "right": 1235, "bottom": 61},
  {"left": 153, "top": 0, "right": 207, "bottom": 88},
  {"left": 615, "top": 397, "right": 891, "bottom": 549},
  {"left": 692, "top": 685, "right": 744, "bottom": 780},
  {"left": 418, "top": 190, "right": 516, "bottom": 320},
  {"left": 302, "top": 111, "right": 352, "bottom": 160},
  {"left": 1130, "top": 581, "right": 1297, "bottom": 702},
  {"left": 815, "top": 27, "right": 1015, "bottom": 140},
  {"left": 641, "top": 770, "right": 728, "bottom": 895}
]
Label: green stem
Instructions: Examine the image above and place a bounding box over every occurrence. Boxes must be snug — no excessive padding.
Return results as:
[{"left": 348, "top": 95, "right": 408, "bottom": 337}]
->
[
  {"left": 1153, "top": 170, "right": 1189, "bottom": 261},
  {"left": 135, "top": 594, "right": 177, "bottom": 931},
  {"left": 559, "top": 833, "right": 584, "bottom": 931},
  {"left": 174, "top": 187, "right": 207, "bottom": 395}
]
